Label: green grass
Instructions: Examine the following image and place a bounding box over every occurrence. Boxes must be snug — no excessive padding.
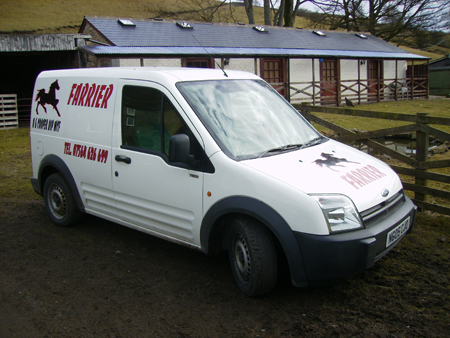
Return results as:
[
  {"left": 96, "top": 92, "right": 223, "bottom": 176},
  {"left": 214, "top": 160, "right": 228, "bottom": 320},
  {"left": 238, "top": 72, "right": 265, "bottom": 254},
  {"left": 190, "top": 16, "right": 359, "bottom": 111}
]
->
[
  {"left": 0, "top": 128, "right": 38, "bottom": 201},
  {"left": 0, "top": 0, "right": 310, "bottom": 33},
  {"left": 1, "top": 98, "right": 448, "bottom": 203},
  {"left": 313, "top": 98, "right": 450, "bottom": 134},
  {"left": 309, "top": 98, "right": 450, "bottom": 208}
]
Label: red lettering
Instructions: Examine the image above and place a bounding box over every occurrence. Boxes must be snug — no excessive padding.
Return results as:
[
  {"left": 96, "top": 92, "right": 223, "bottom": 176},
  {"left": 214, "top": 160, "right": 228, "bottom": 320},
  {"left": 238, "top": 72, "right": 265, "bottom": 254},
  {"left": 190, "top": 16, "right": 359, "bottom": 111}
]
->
[
  {"left": 97, "top": 149, "right": 108, "bottom": 163},
  {"left": 84, "top": 84, "right": 96, "bottom": 107},
  {"left": 72, "top": 144, "right": 80, "bottom": 157},
  {"left": 341, "top": 175, "right": 359, "bottom": 190},
  {"left": 71, "top": 83, "right": 83, "bottom": 105},
  {"left": 347, "top": 172, "right": 365, "bottom": 187},
  {"left": 77, "top": 83, "right": 89, "bottom": 106},
  {"left": 64, "top": 142, "right": 72, "bottom": 155},
  {"left": 67, "top": 84, "right": 77, "bottom": 104},
  {"left": 95, "top": 85, "right": 107, "bottom": 108},
  {"left": 80, "top": 145, "right": 87, "bottom": 159},
  {"left": 360, "top": 166, "right": 378, "bottom": 180},
  {"left": 87, "top": 147, "right": 97, "bottom": 161},
  {"left": 92, "top": 85, "right": 100, "bottom": 107},
  {"left": 101, "top": 84, "right": 114, "bottom": 109},
  {"left": 356, "top": 168, "right": 376, "bottom": 182},
  {"left": 351, "top": 171, "right": 371, "bottom": 185},
  {"left": 367, "top": 165, "right": 387, "bottom": 178}
]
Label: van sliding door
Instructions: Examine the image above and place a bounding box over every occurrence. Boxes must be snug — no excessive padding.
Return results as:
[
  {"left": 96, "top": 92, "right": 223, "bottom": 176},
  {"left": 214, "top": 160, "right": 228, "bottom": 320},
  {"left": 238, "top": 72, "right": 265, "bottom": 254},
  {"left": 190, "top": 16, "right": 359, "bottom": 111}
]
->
[{"left": 111, "top": 80, "right": 204, "bottom": 247}]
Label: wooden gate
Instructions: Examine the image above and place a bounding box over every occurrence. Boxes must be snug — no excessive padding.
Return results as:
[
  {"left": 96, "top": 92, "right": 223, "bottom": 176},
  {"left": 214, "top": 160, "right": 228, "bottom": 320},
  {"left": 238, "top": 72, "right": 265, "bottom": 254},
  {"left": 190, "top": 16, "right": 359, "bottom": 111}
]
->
[{"left": 0, "top": 94, "right": 19, "bottom": 129}]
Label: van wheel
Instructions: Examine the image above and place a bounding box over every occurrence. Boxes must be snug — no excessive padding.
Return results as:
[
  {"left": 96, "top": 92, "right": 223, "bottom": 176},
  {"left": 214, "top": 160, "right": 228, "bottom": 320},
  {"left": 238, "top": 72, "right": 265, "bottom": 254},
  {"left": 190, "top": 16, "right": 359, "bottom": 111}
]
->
[
  {"left": 228, "top": 217, "right": 277, "bottom": 297},
  {"left": 43, "top": 173, "right": 81, "bottom": 227}
]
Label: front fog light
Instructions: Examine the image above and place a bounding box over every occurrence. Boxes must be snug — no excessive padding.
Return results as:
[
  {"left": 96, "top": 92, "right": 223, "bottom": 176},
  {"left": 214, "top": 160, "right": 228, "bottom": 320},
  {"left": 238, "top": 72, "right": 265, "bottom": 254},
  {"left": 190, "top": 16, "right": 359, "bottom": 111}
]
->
[{"left": 310, "top": 194, "right": 363, "bottom": 233}]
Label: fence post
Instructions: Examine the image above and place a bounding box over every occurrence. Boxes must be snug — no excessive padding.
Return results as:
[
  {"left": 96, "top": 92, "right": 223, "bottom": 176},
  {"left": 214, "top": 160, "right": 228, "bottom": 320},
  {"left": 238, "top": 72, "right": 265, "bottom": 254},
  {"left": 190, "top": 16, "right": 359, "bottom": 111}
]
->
[{"left": 415, "top": 112, "right": 429, "bottom": 203}]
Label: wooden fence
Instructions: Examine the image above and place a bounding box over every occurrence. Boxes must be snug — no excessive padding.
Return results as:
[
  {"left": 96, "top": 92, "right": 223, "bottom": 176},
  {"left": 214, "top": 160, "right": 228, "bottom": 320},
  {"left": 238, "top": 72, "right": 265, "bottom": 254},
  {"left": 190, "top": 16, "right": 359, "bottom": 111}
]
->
[
  {"left": 271, "top": 76, "right": 428, "bottom": 106},
  {"left": 296, "top": 104, "right": 450, "bottom": 216},
  {"left": 18, "top": 97, "right": 32, "bottom": 127},
  {"left": 0, "top": 94, "right": 19, "bottom": 129}
]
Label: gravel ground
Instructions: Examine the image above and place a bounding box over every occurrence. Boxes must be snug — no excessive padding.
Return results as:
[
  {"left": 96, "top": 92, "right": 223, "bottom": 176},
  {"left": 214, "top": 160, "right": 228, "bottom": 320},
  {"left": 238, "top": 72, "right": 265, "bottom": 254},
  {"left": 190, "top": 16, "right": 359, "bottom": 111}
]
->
[{"left": 1, "top": 199, "right": 449, "bottom": 338}]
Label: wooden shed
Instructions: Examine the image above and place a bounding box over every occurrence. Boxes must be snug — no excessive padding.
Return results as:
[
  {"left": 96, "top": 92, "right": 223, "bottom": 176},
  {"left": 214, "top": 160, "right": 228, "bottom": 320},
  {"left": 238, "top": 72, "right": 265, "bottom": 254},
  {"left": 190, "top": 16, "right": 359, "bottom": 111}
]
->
[
  {"left": 429, "top": 54, "right": 450, "bottom": 96},
  {"left": 0, "top": 34, "right": 90, "bottom": 125}
]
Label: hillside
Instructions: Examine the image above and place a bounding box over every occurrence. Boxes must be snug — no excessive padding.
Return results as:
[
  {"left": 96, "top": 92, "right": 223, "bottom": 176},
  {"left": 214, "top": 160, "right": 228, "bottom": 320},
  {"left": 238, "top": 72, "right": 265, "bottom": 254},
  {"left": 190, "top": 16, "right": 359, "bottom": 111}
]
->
[
  {"left": 0, "top": 0, "right": 286, "bottom": 33},
  {"left": 0, "top": 0, "right": 447, "bottom": 60}
]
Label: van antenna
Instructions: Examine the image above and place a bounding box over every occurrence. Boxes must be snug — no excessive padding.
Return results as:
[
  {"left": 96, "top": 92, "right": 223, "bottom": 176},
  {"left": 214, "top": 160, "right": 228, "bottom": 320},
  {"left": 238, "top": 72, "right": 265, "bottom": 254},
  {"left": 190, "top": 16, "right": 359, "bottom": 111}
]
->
[{"left": 192, "top": 35, "right": 228, "bottom": 77}]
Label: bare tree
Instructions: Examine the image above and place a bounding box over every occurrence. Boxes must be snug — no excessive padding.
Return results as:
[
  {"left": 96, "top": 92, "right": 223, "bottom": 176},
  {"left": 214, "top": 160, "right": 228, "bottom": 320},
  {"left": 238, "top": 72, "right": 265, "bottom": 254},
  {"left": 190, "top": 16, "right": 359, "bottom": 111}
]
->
[
  {"left": 264, "top": 0, "right": 272, "bottom": 24},
  {"left": 265, "top": 0, "right": 312, "bottom": 26},
  {"left": 312, "top": 0, "right": 450, "bottom": 42},
  {"left": 244, "top": 0, "right": 256, "bottom": 24},
  {"left": 283, "top": 0, "right": 310, "bottom": 26},
  {"left": 177, "top": 0, "right": 231, "bottom": 22}
]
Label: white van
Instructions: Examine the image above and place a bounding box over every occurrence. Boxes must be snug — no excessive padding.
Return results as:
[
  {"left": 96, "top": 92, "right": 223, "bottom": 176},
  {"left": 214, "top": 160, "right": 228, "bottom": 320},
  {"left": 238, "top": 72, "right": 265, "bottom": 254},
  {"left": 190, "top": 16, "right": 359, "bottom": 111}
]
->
[{"left": 30, "top": 67, "right": 416, "bottom": 296}]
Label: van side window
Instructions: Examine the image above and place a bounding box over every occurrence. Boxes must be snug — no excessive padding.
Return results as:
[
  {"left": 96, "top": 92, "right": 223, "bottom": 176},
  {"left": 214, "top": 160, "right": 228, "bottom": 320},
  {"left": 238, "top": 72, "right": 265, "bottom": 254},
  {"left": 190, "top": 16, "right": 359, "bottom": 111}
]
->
[
  {"left": 121, "top": 85, "right": 214, "bottom": 173},
  {"left": 121, "top": 85, "right": 184, "bottom": 155}
]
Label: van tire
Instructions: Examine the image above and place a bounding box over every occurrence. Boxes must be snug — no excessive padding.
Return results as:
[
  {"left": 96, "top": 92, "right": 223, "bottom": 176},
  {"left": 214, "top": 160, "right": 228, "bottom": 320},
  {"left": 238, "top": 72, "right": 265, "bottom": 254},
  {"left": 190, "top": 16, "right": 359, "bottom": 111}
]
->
[
  {"left": 43, "top": 173, "right": 81, "bottom": 227},
  {"left": 228, "top": 217, "right": 277, "bottom": 297}
]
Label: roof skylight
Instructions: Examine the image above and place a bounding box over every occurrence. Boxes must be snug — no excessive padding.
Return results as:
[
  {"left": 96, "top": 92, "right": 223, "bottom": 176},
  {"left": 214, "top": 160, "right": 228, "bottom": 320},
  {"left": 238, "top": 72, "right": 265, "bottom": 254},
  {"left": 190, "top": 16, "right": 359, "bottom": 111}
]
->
[
  {"left": 313, "top": 30, "right": 326, "bottom": 36},
  {"left": 176, "top": 22, "right": 193, "bottom": 29},
  {"left": 253, "top": 26, "right": 268, "bottom": 33},
  {"left": 355, "top": 33, "right": 368, "bottom": 39},
  {"left": 118, "top": 19, "right": 136, "bottom": 27}
]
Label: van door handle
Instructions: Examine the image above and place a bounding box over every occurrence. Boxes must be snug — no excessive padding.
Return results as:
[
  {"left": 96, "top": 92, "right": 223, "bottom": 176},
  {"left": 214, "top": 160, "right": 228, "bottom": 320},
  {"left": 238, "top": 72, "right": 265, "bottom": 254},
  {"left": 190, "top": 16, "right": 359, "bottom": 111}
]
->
[{"left": 115, "top": 155, "right": 131, "bottom": 164}]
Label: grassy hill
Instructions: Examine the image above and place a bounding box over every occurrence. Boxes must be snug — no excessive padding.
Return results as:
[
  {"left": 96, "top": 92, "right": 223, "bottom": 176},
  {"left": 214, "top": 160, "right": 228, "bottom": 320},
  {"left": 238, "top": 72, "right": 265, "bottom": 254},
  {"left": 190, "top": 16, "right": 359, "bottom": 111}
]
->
[
  {"left": 0, "top": 0, "right": 298, "bottom": 33},
  {"left": 0, "top": 0, "right": 447, "bottom": 60}
]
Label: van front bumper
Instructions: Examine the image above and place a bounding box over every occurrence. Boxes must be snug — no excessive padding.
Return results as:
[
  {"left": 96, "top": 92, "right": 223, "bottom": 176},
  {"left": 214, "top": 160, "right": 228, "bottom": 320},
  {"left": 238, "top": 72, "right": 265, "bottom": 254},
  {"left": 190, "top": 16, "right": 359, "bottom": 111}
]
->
[{"left": 293, "top": 197, "right": 417, "bottom": 286}]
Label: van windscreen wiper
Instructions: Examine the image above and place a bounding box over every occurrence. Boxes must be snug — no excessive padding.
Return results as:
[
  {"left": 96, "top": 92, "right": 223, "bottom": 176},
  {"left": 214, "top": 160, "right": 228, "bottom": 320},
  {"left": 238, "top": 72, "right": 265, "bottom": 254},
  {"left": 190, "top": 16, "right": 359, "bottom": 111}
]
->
[
  {"left": 299, "top": 136, "right": 327, "bottom": 150},
  {"left": 258, "top": 144, "right": 303, "bottom": 158}
]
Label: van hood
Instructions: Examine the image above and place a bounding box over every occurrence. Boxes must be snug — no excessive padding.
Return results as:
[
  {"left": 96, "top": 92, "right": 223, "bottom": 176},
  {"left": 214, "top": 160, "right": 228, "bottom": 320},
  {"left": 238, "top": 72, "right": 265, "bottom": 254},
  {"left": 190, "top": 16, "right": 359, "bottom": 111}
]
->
[{"left": 241, "top": 139, "right": 403, "bottom": 212}]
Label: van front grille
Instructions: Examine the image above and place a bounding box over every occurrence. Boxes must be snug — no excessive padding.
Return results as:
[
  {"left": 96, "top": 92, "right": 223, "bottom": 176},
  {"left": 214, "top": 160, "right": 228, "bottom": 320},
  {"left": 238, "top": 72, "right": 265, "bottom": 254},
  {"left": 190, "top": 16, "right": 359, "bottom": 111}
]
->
[{"left": 360, "top": 190, "right": 405, "bottom": 227}]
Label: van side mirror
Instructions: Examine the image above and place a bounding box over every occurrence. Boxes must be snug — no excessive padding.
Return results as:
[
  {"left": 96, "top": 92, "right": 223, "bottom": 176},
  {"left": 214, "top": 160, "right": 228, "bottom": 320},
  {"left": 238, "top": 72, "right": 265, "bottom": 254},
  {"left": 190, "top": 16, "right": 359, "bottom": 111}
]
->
[{"left": 169, "top": 134, "right": 191, "bottom": 163}]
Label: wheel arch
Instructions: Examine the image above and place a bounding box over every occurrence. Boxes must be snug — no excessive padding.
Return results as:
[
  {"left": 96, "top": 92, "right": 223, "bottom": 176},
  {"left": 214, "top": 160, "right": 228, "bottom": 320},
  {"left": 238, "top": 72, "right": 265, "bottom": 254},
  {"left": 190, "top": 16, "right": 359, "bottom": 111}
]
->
[
  {"left": 200, "top": 196, "right": 308, "bottom": 287},
  {"left": 37, "top": 154, "right": 85, "bottom": 213}
]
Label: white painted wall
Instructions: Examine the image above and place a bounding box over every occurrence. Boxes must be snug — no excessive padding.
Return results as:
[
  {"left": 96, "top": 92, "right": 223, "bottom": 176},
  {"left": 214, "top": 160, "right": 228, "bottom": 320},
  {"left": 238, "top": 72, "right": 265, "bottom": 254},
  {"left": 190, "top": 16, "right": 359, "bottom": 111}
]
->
[
  {"left": 341, "top": 59, "right": 359, "bottom": 99},
  {"left": 143, "top": 59, "right": 181, "bottom": 67},
  {"left": 289, "top": 59, "right": 314, "bottom": 103},
  {"left": 118, "top": 59, "right": 141, "bottom": 67},
  {"left": 111, "top": 57, "right": 409, "bottom": 104},
  {"left": 222, "top": 58, "right": 257, "bottom": 74}
]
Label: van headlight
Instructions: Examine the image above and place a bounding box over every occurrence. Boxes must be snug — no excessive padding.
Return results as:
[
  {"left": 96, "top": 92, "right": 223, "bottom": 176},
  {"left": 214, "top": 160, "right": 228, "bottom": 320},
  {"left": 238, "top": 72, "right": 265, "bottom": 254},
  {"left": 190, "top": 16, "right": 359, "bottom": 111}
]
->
[{"left": 310, "top": 194, "right": 363, "bottom": 233}]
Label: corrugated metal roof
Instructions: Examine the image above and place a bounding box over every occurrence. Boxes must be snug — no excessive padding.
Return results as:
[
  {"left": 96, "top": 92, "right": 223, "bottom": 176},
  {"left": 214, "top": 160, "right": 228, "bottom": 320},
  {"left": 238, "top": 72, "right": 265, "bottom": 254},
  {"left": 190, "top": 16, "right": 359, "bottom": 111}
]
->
[
  {"left": 0, "top": 34, "right": 91, "bottom": 52},
  {"left": 80, "top": 17, "right": 426, "bottom": 59},
  {"left": 80, "top": 45, "right": 427, "bottom": 60}
]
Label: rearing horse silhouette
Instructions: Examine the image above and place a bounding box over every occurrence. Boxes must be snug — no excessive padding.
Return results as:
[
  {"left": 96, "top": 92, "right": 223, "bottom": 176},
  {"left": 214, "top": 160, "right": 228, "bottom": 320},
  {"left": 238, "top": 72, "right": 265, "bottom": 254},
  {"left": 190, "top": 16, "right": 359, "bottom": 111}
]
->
[
  {"left": 35, "top": 80, "right": 61, "bottom": 117},
  {"left": 313, "top": 152, "right": 359, "bottom": 171}
]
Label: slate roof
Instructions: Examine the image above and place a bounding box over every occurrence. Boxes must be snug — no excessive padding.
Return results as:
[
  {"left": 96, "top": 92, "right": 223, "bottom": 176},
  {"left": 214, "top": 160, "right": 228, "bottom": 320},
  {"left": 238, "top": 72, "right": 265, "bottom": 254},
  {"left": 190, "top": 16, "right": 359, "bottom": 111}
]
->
[
  {"left": 80, "top": 16, "right": 427, "bottom": 60},
  {"left": 429, "top": 54, "right": 450, "bottom": 68}
]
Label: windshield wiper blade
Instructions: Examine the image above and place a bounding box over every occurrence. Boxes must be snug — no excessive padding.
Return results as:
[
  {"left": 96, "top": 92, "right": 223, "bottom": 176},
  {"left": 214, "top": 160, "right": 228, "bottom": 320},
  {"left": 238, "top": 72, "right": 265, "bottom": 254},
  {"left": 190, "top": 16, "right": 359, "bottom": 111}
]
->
[
  {"left": 258, "top": 144, "right": 302, "bottom": 158},
  {"left": 299, "top": 136, "right": 326, "bottom": 150}
]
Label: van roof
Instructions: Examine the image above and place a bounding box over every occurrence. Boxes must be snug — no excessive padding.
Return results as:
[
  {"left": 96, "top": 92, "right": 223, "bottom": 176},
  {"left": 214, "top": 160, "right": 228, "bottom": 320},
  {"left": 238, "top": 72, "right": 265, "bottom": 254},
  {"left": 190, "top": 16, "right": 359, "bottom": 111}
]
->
[{"left": 38, "top": 67, "right": 260, "bottom": 82}]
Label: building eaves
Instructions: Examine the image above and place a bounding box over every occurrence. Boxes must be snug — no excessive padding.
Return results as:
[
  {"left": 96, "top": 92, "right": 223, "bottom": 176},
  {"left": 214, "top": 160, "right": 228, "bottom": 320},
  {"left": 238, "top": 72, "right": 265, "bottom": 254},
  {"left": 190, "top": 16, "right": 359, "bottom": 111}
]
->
[{"left": 80, "top": 45, "right": 428, "bottom": 60}]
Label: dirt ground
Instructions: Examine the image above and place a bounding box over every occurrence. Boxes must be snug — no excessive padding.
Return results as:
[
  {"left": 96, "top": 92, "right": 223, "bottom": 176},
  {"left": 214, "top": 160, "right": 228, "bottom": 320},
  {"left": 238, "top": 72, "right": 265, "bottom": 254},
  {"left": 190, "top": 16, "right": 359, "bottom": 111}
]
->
[{"left": 0, "top": 199, "right": 449, "bottom": 338}]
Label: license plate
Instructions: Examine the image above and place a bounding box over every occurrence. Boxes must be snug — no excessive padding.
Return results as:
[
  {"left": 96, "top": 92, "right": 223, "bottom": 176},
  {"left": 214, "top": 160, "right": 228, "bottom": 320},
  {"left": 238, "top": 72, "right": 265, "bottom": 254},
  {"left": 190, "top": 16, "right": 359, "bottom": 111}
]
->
[{"left": 386, "top": 217, "right": 410, "bottom": 248}]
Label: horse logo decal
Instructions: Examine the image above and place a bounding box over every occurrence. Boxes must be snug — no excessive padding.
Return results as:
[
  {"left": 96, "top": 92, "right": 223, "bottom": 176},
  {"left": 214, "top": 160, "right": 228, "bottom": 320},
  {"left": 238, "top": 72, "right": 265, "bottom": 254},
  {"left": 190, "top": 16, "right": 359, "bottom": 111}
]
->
[
  {"left": 313, "top": 152, "right": 359, "bottom": 171},
  {"left": 35, "top": 80, "right": 61, "bottom": 117}
]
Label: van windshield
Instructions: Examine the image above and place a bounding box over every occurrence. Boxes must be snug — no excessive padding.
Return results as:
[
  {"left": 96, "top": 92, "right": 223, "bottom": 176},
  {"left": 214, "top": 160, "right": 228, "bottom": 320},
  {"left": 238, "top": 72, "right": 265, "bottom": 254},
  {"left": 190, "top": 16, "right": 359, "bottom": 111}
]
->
[{"left": 177, "top": 79, "right": 321, "bottom": 160}]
